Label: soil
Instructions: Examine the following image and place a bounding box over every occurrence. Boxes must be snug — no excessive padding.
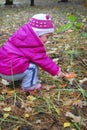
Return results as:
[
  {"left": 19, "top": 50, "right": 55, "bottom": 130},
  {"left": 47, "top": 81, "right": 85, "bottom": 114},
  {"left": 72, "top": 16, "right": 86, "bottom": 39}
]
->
[{"left": 0, "top": 0, "right": 87, "bottom": 130}]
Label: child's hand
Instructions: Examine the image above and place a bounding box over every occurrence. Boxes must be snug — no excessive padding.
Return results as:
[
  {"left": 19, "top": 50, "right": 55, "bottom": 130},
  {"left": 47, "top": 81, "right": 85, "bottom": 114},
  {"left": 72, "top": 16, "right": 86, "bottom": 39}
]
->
[{"left": 57, "top": 70, "right": 65, "bottom": 78}]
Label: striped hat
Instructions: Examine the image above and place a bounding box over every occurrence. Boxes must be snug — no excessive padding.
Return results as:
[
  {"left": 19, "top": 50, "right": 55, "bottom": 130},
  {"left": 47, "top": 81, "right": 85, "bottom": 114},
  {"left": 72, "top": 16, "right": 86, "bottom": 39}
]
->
[{"left": 29, "top": 13, "right": 54, "bottom": 36}]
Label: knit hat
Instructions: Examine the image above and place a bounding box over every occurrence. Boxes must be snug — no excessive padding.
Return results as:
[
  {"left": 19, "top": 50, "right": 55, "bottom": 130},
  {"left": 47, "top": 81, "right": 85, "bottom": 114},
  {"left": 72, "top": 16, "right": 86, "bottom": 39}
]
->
[{"left": 29, "top": 13, "right": 54, "bottom": 36}]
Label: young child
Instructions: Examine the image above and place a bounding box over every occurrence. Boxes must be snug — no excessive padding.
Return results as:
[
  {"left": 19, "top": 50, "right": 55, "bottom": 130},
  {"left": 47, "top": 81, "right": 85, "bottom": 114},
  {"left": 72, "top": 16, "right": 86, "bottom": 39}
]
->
[{"left": 0, "top": 13, "right": 64, "bottom": 92}]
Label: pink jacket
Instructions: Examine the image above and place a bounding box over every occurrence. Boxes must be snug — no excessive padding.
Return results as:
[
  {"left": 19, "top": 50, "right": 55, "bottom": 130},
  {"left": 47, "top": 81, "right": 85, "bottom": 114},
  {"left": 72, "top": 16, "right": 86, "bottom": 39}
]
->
[{"left": 0, "top": 23, "right": 60, "bottom": 76}]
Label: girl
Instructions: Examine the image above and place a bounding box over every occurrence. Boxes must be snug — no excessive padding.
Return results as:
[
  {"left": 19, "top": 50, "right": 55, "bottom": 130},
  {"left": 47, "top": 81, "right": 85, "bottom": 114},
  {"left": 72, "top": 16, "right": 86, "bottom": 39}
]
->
[{"left": 0, "top": 13, "right": 64, "bottom": 92}]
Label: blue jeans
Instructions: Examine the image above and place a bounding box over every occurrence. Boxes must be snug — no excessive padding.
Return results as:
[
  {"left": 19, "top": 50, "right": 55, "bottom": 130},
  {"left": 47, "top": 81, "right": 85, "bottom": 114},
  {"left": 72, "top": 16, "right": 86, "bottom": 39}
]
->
[{"left": 0, "top": 63, "right": 38, "bottom": 89}]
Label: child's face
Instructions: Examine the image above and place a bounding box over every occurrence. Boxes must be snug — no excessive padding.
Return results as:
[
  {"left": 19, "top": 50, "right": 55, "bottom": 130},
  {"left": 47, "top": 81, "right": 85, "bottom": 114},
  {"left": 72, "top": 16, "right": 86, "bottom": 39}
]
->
[{"left": 39, "top": 33, "right": 52, "bottom": 44}]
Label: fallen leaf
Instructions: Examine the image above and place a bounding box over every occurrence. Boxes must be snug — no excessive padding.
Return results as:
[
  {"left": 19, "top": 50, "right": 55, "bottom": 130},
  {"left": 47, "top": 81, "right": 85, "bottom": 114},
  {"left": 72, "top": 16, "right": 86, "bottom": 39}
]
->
[
  {"left": 3, "top": 113, "right": 9, "bottom": 119},
  {"left": 66, "top": 29, "right": 73, "bottom": 33},
  {"left": 1, "top": 79, "right": 10, "bottom": 85},
  {"left": 50, "top": 125, "right": 59, "bottom": 130},
  {"left": 0, "top": 102, "right": 7, "bottom": 110},
  {"left": 13, "top": 126, "right": 20, "bottom": 130},
  {"left": 64, "top": 122, "right": 71, "bottom": 128},
  {"left": 64, "top": 72, "right": 77, "bottom": 79},
  {"left": 43, "top": 85, "right": 56, "bottom": 91},
  {"left": 3, "top": 107, "right": 11, "bottom": 112},
  {"left": 72, "top": 100, "right": 87, "bottom": 108},
  {"left": 79, "top": 78, "right": 87, "bottom": 84},
  {"left": 24, "top": 113, "right": 30, "bottom": 118},
  {"left": 53, "top": 58, "right": 59, "bottom": 63},
  {"left": 7, "top": 90, "right": 15, "bottom": 95},
  {"left": 21, "top": 102, "right": 33, "bottom": 113},
  {"left": 1, "top": 88, "right": 8, "bottom": 94},
  {"left": 65, "top": 112, "right": 87, "bottom": 126},
  {"left": 35, "top": 119, "right": 41, "bottom": 124},
  {"left": 63, "top": 99, "right": 87, "bottom": 108},
  {"left": 63, "top": 99, "right": 72, "bottom": 106},
  {"left": 59, "top": 83, "right": 67, "bottom": 88},
  {"left": 81, "top": 81, "right": 87, "bottom": 90},
  {"left": 27, "top": 95, "right": 36, "bottom": 101}
]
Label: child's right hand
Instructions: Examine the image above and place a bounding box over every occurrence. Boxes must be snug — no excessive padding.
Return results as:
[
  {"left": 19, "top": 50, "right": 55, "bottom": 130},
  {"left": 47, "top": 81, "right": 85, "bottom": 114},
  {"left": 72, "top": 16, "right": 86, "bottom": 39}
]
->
[{"left": 57, "top": 70, "right": 65, "bottom": 78}]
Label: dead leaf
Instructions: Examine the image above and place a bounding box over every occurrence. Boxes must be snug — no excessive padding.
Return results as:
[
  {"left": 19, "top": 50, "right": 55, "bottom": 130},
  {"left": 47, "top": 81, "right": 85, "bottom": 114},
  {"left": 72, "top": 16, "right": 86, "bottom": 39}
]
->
[
  {"left": 21, "top": 102, "right": 33, "bottom": 113},
  {"left": 63, "top": 99, "right": 72, "bottom": 106},
  {"left": 0, "top": 102, "right": 6, "bottom": 106},
  {"left": 63, "top": 99, "right": 87, "bottom": 108},
  {"left": 59, "top": 83, "right": 67, "bottom": 88},
  {"left": 65, "top": 112, "right": 87, "bottom": 126},
  {"left": 1, "top": 79, "right": 10, "bottom": 85},
  {"left": 53, "top": 58, "right": 59, "bottom": 63},
  {"left": 43, "top": 85, "right": 56, "bottom": 91},
  {"left": 3, "top": 107, "right": 11, "bottom": 112},
  {"left": 50, "top": 125, "right": 59, "bottom": 130},
  {"left": 72, "top": 100, "right": 87, "bottom": 108},
  {"left": 27, "top": 95, "right": 36, "bottom": 101},
  {"left": 7, "top": 90, "right": 15, "bottom": 95},
  {"left": 79, "top": 78, "right": 87, "bottom": 84},
  {"left": 1, "top": 88, "right": 8, "bottom": 94},
  {"left": 24, "top": 113, "right": 30, "bottom": 118},
  {"left": 79, "top": 77, "right": 87, "bottom": 90},
  {"left": 3, "top": 113, "right": 9, "bottom": 119},
  {"left": 63, "top": 122, "right": 71, "bottom": 128},
  {"left": 64, "top": 72, "right": 77, "bottom": 79},
  {"left": 66, "top": 29, "right": 73, "bottom": 33},
  {"left": 13, "top": 126, "right": 20, "bottom": 130}
]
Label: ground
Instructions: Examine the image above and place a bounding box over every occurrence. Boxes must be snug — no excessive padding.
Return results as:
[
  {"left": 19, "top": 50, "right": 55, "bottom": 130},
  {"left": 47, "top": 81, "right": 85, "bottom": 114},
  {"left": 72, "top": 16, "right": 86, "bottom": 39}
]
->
[{"left": 0, "top": 0, "right": 87, "bottom": 130}]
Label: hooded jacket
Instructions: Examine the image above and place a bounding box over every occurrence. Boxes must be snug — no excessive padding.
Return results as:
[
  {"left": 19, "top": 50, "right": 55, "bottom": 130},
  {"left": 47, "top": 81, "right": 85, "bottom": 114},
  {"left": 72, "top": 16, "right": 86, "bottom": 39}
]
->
[{"left": 0, "top": 23, "right": 60, "bottom": 76}]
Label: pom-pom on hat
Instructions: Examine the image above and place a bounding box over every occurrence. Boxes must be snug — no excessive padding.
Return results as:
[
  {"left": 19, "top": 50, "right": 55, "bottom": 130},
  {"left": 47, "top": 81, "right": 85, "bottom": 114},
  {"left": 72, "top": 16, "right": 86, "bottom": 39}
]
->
[{"left": 29, "top": 13, "right": 54, "bottom": 36}]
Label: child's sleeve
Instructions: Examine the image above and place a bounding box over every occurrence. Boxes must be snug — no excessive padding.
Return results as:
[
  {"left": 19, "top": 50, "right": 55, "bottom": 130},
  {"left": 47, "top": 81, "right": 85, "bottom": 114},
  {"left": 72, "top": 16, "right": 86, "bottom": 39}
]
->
[
  {"left": 33, "top": 53, "right": 60, "bottom": 76},
  {"left": 22, "top": 47, "right": 61, "bottom": 76}
]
